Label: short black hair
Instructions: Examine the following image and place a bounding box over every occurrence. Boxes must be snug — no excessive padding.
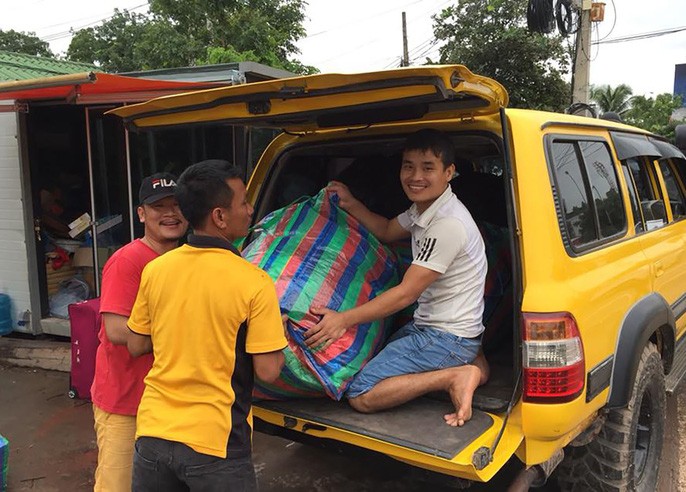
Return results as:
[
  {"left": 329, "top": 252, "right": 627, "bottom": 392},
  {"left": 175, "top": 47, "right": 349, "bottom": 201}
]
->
[
  {"left": 175, "top": 160, "right": 242, "bottom": 229},
  {"left": 402, "top": 129, "right": 455, "bottom": 169}
]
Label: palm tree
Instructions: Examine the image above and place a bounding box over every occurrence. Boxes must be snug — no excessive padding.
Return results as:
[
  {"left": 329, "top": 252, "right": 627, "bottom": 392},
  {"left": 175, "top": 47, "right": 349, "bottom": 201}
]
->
[{"left": 590, "top": 84, "right": 634, "bottom": 115}]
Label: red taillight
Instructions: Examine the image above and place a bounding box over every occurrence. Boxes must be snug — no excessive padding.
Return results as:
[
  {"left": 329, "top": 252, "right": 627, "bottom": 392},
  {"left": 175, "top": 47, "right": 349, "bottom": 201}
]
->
[{"left": 522, "top": 312, "right": 585, "bottom": 403}]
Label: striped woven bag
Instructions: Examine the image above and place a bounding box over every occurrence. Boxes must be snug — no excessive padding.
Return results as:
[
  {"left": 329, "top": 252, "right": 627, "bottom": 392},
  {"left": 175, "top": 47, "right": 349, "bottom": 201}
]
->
[{"left": 243, "top": 189, "right": 400, "bottom": 400}]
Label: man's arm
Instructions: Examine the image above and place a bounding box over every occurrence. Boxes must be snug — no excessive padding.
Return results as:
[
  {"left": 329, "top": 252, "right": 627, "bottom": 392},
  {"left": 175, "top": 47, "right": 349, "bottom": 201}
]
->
[
  {"left": 127, "top": 330, "right": 152, "bottom": 357},
  {"left": 102, "top": 313, "right": 130, "bottom": 345},
  {"left": 305, "top": 264, "right": 441, "bottom": 348},
  {"left": 253, "top": 350, "right": 285, "bottom": 383},
  {"left": 328, "top": 181, "right": 410, "bottom": 243}
]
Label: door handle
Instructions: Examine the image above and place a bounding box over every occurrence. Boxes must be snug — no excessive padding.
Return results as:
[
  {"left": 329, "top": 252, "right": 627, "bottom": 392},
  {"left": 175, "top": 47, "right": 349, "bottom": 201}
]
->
[{"left": 654, "top": 261, "right": 664, "bottom": 278}]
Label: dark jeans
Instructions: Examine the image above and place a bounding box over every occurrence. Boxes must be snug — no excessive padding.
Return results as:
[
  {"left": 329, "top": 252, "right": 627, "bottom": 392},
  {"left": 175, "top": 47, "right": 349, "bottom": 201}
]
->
[{"left": 132, "top": 436, "right": 257, "bottom": 492}]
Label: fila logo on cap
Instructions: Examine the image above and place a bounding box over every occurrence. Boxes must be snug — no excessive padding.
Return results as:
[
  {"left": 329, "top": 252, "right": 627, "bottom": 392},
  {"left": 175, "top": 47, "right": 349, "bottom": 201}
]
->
[{"left": 152, "top": 178, "right": 176, "bottom": 189}]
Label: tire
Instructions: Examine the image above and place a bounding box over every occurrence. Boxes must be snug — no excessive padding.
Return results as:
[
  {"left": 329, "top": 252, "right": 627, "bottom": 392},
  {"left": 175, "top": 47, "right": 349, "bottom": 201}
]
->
[{"left": 555, "top": 342, "right": 666, "bottom": 491}]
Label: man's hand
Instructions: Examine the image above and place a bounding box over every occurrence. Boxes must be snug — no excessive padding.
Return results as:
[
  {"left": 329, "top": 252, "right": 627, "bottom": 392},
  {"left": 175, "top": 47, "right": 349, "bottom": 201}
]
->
[
  {"left": 327, "top": 181, "right": 359, "bottom": 212},
  {"left": 305, "top": 307, "right": 350, "bottom": 349}
]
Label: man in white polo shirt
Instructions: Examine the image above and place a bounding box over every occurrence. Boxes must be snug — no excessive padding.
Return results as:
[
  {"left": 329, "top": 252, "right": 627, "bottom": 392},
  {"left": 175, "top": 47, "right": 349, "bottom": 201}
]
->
[{"left": 307, "top": 129, "right": 488, "bottom": 427}]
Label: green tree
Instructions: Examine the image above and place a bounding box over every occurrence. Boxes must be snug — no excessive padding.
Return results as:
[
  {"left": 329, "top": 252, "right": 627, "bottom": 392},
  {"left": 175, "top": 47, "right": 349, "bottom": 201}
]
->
[
  {"left": 590, "top": 84, "right": 633, "bottom": 115},
  {"left": 624, "top": 93, "right": 685, "bottom": 141},
  {"left": 431, "top": 0, "right": 570, "bottom": 111},
  {"left": 67, "top": 10, "right": 194, "bottom": 72},
  {"left": 67, "top": 1, "right": 316, "bottom": 74},
  {"left": 0, "top": 29, "right": 53, "bottom": 57}
]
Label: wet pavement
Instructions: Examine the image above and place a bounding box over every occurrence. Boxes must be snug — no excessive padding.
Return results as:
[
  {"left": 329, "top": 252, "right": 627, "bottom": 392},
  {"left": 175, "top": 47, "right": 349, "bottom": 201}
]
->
[{"left": 1, "top": 364, "right": 684, "bottom": 491}]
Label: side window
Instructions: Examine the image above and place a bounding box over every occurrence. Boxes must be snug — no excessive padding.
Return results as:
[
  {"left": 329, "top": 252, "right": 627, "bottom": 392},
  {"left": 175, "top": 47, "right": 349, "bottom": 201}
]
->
[
  {"left": 579, "top": 141, "right": 625, "bottom": 238},
  {"left": 550, "top": 139, "right": 626, "bottom": 252},
  {"left": 625, "top": 157, "right": 667, "bottom": 230},
  {"left": 657, "top": 159, "right": 686, "bottom": 220},
  {"left": 620, "top": 163, "right": 644, "bottom": 233}
]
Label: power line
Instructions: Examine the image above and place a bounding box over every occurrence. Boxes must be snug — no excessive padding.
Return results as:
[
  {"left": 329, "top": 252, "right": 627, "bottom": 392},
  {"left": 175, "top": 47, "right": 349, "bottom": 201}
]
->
[
  {"left": 302, "top": 0, "right": 427, "bottom": 40},
  {"left": 39, "top": 3, "right": 149, "bottom": 43},
  {"left": 300, "top": 0, "right": 450, "bottom": 68},
  {"left": 594, "top": 25, "right": 686, "bottom": 45}
]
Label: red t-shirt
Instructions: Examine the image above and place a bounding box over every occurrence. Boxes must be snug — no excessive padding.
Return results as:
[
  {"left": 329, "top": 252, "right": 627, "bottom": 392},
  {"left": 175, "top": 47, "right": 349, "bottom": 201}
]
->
[{"left": 91, "top": 239, "right": 158, "bottom": 415}]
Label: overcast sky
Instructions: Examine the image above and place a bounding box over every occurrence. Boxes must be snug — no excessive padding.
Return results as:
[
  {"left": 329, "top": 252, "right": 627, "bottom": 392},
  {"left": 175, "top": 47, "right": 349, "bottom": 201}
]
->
[{"left": 1, "top": 0, "right": 684, "bottom": 98}]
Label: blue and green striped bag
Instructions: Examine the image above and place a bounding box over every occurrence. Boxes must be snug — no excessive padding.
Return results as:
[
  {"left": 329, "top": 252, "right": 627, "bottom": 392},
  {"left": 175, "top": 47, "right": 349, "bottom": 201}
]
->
[
  {"left": 0, "top": 434, "right": 8, "bottom": 491},
  {"left": 244, "top": 189, "right": 401, "bottom": 400}
]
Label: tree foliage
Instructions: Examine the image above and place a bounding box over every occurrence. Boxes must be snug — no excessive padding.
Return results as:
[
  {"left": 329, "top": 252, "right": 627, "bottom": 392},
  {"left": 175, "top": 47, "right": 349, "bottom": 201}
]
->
[
  {"left": 67, "top": 1, "right": 316, "bottom": 74},
  {"left": 0, "top": 29, "right": 53, "bottom": 57},
  {"left": 590, "top": 84, "right": 633, "bottom": 115},
  {"left": 431, "top": 0, "right": 570, "bottom": 111},
  {"left": 624, "top": 93, "right": 684, "bottom": 141}
]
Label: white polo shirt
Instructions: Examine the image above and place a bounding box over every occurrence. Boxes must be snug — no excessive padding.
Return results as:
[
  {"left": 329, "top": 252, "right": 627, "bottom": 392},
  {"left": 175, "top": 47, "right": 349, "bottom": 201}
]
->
[{"left": 397, "top": 186, "right": 487, "bottom": 338}]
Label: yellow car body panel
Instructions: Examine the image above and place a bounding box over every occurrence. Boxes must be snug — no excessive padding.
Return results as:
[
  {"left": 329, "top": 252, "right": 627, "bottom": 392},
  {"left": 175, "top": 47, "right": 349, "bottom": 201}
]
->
[{"left": 109, "top": 65, "right": 508, "bottom": 131}]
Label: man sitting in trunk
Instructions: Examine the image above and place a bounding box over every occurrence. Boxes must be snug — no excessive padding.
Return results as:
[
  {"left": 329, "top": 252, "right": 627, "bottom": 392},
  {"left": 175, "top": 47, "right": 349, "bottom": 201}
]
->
[{"left": 307, "top": 129, "right": 488, "bottom": 427}]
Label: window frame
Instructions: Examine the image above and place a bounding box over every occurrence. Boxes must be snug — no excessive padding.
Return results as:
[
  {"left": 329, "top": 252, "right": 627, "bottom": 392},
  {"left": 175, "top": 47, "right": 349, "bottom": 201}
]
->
[
  {"left": 656, "top": 157, "right": 686, "bottom": 223},
  {"left": 624, "top": 156, "right": 670, "bottom": 231},
  {"left": 545, "top": 134, "right": 628, "bottom": 256}
]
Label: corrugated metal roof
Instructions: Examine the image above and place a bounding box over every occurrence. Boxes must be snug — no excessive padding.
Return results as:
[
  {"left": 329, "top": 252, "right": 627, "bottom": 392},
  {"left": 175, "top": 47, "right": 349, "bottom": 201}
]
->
[{"left": 0, "top": 50, "right": 96, "bottom": 81}]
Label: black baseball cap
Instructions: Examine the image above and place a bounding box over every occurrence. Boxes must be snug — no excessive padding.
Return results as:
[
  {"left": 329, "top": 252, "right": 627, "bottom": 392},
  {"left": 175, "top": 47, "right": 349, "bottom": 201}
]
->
[{"left": 139, "top": 172, "right": 178, "bottom": 205}]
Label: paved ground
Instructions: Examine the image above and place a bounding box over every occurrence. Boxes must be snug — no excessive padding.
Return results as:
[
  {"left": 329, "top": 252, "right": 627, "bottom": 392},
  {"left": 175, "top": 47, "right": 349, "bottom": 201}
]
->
[{"left": 1, "top": 364, "right": 684, "bottom": 491}]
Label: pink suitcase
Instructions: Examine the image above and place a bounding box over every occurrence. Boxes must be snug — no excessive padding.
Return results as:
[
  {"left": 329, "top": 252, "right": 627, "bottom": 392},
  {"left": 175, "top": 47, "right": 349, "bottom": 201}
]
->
[{"left": 67, "top": 298, "right": 101, "bottom": 400}]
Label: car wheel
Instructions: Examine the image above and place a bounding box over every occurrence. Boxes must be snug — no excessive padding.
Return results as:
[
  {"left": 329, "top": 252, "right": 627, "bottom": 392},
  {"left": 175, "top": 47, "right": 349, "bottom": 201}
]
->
[{"left": 555, "top": 342, "right": 665, "bottom": 491}]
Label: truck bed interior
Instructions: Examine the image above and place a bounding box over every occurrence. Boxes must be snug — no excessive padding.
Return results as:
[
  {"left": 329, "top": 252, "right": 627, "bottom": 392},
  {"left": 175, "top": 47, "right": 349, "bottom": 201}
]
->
[{"left": 252, "top": 131, "right": 518, "bottom": 457}]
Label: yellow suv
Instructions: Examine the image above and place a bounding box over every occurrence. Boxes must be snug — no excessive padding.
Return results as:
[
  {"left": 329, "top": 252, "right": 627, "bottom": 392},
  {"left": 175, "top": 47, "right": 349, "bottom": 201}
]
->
[{"left": 113, "top": 65, "right": 686, "bottom": 490}]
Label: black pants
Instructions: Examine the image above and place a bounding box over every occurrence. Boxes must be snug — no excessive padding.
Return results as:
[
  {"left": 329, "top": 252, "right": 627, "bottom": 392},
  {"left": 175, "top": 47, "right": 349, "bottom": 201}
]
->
[{"left": 132, "top": 436, "right": 257, "bottom": 492}]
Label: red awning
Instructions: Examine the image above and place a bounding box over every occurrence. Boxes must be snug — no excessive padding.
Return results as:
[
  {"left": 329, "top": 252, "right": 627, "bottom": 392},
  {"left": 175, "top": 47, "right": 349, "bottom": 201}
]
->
[{"left": 0, "top": 72, "right": 225, "bottom": 104}]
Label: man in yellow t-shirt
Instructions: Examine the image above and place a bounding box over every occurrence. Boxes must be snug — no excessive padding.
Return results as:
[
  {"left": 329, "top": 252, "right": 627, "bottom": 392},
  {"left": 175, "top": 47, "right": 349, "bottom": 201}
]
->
[{"left": 127, "top": 160, "right": 287, "bottom": 491}]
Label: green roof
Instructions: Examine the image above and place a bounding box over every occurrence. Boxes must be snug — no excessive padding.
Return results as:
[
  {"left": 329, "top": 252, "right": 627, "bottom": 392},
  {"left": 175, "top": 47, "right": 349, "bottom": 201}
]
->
[{"left": 0, "top": 50, "right": 96, "bottom": 81}]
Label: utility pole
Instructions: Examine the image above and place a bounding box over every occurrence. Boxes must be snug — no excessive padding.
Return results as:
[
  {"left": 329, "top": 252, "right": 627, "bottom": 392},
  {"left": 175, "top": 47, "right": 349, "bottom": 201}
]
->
[
  {"left": 401, "top": 12, "right": 409, "bottom": 67},
  {"left": 572, "top": 0, "right": 593, "bottom": 111}
]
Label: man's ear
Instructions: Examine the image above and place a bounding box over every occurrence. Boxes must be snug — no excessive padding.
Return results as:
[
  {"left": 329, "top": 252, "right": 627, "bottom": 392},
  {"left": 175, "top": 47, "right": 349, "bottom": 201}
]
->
[
  {"left": 210, "top": 207, "right": 226, "bottom": 229},
  {"left": 137, "top": 205, "right": 145, "bottom": 224}
]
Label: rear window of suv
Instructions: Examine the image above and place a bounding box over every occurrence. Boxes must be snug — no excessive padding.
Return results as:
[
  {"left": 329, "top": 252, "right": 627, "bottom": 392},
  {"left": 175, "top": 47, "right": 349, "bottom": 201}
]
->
[{"left": 548, "top": 137, "right": 626, "bottom": 253}]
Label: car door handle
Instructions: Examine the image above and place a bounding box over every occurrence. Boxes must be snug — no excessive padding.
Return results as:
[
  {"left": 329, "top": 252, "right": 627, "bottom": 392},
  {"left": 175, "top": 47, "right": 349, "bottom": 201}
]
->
[{"left": 654, "top": 261, "right": 664, "bottom": 278}]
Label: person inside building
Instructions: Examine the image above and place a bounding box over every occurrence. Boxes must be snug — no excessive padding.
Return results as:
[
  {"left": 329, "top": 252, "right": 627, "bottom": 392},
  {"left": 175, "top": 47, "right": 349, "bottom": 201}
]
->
[
  {"left": 91, "top": 172, "right": 188, "bottom": 492},
  {"left": 126, "top": 160, "right": 287, "bottom": 491},
  {"left": 308, "top": 129, "right": 489, "bottom": 427}
]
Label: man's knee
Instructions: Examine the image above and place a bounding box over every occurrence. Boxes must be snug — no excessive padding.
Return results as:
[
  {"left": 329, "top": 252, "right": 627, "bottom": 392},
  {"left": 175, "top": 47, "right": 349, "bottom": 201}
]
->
[{"left": 348, "top": 393, "right": 375, "bottom": 413}]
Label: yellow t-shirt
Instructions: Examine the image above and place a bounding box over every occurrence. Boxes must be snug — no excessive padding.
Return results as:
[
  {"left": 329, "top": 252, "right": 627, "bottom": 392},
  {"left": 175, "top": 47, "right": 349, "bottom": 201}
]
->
[{"left": 128, "top": 235, "right": 287, "bottom": 458}]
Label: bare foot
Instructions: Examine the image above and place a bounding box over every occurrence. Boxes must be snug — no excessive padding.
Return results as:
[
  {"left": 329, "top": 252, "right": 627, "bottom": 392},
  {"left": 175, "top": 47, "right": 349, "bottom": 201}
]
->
[
  {"left": 443, "top": 365, "right": 481, "bottom": 427},
  {"left": 473, "top": 350, "right": 490, "bottom": 386}
]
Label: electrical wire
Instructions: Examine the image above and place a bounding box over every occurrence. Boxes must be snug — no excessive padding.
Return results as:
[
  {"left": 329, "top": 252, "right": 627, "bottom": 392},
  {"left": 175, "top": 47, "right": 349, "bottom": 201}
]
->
[
  {"left": 302, "top": 0, "right": 449, "bottom": 42},
  {"left": 306, "top": 0, "right": 450, "bottom": 70},
  {"left": 40, "top": 3, "right": 149, "bottom": 43},
  {"left": 36, "top": 2, "right": 149, "bottom": 32},
  {"left": 527, "top": 0, "right": 556, "bottom": 34},
  {"left": 410, "top": 39, "right": 440, "bottom": 64},
  {"left": 594, "top": 25, "right": 686, "bottom": 45},
  {"left": 555, "top": 0, "right": 578, "bottom": 37},
  {"left": 596, "top": 0, "right": 617, "bottom": 42}
]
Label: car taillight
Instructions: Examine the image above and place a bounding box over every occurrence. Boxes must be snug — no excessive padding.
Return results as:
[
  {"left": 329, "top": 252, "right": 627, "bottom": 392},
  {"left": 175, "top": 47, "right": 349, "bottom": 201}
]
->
[{"left": 522, "top": 312, "right": 585, "bottom": 403}]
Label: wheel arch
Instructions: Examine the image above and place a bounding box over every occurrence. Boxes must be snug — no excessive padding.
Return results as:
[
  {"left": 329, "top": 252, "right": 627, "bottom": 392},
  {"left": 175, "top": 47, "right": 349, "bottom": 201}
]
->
[{"left": 607, "top": 293, "right": 675, "bottom": 408}]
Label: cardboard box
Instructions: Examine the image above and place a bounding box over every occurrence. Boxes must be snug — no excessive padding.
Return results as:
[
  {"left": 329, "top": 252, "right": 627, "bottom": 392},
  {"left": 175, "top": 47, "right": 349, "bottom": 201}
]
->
[{"left": 72, "top": 247, "right": 119, "bottom": 270}]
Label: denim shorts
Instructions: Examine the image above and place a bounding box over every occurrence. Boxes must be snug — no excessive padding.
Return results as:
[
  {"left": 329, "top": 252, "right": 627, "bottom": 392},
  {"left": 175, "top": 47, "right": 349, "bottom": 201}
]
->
[{"left": 346, "top": 321, "right": 482, "bottom": 399}]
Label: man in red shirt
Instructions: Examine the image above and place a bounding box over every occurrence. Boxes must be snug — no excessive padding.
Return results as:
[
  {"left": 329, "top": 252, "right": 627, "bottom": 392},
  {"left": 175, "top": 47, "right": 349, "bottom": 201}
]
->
[{"left": 90, "top": 172, "right": 188, "bottom": 492}]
